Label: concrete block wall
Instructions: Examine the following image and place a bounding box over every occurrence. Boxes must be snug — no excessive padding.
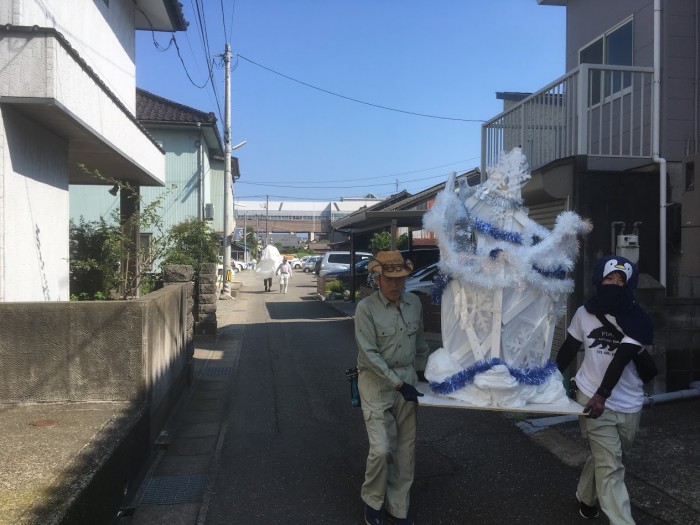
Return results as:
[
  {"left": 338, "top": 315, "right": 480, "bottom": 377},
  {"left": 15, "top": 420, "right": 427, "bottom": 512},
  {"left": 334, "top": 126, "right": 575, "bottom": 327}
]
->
[
  {"left": 163, "top": 265, "right": 195, "bottom": 373},
  {"left": 0, "top": 283, "right": 188, "bottom": 440}
]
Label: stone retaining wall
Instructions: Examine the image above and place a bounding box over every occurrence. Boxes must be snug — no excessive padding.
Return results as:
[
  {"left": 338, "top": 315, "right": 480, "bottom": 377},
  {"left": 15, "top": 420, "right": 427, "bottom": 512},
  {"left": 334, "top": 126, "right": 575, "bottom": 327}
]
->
[{"left": 195, "top": 262, "right": 218, "bottom": 336}]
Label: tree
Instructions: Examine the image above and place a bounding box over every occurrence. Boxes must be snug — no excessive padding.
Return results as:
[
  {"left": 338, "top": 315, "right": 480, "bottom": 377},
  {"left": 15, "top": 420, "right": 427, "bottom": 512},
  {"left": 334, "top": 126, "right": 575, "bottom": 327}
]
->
[
  {"left": 369, "top": 232, "right": 392, "bottom": 254},
  {"left": 369, "top": 231, "right": 410, "bottom": 254},
  {"left": 245, "top": 227, "right": 259, "bottom": 260},
  {"left": 69, "top": 217, "right": 120, "bottom": 300},
  {"left": 71, "top": 165, "right": 176, "bottom": 298},
  {"left": 161, "top": 218, "right": 220, "bottom": 273}
]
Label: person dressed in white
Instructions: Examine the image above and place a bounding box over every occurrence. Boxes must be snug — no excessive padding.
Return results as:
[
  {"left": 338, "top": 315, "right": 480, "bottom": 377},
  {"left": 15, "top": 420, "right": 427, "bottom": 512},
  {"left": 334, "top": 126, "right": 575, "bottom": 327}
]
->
[
  {"left": 276, "top": 258, "right": 293, "bottom": 294},
  {"left": 557, "top": 256, "right": 654, "bottom": 524}
]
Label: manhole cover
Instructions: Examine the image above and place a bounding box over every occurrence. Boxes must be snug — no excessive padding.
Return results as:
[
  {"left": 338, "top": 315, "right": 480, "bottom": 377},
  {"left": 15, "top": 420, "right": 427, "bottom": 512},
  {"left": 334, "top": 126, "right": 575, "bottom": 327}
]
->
[{"left": 139, "top": 474, "right": 207, "bottom": 505}]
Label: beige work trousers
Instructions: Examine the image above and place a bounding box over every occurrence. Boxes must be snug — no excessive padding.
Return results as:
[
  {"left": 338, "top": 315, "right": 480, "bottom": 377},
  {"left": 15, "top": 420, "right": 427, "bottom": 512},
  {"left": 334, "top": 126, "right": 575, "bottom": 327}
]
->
[
  {"left": 577, "top": 391, "right": 641, "bottom": 525},
  {"left": 359, "top": 370, "right": 417, "bottom": 519}
]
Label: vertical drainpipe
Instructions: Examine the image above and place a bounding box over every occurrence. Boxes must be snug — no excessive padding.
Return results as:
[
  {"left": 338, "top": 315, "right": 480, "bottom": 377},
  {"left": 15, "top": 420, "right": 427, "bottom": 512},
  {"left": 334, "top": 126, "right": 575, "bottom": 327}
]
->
[{"left": 653, "top": 0, "right": 668, "bottom": 289}]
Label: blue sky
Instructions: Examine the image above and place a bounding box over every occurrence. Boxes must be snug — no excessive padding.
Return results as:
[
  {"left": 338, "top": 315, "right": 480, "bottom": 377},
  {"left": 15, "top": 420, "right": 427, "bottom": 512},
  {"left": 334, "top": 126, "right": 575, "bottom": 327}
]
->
[{"left": 135, "top": 1, "right": 566, "bottom": 202}]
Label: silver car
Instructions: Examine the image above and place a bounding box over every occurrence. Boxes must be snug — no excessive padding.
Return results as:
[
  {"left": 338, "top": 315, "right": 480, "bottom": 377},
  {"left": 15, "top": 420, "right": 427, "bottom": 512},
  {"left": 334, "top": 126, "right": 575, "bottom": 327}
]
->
[
  {"left": 403, "top": 262, "right": 439, "bottom": 296},
  {"left": 318, "top": 251, "right": 372, "bottom": 277},
  {"left": 302, "top": 255, "right": 321, "bottom": 273}
]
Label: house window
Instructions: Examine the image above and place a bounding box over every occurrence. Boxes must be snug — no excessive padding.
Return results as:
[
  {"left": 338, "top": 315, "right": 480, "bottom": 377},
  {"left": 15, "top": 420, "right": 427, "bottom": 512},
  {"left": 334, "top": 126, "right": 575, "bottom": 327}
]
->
[{"left": 579, "top": 18, "right": 633, "bottom": 105}]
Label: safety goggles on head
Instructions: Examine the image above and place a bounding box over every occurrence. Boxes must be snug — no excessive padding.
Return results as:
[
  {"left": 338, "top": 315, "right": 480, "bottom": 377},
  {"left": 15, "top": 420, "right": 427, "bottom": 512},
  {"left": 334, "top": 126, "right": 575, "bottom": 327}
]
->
[{"left": 380, "top": 260, "right": 413, "bottom": 273}]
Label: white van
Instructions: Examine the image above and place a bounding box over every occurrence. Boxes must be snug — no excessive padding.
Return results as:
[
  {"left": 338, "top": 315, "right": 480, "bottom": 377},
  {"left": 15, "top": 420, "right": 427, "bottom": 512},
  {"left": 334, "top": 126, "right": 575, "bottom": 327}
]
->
[{"left": 318, "top": 251, "right": 372, "bottom": 276}]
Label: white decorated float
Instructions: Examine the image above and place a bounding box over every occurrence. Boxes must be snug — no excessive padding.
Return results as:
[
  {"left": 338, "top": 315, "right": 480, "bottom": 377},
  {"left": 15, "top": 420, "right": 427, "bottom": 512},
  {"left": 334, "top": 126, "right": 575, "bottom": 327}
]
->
[
  {"left": 418, "top": 148, "right": 591, "bottom": 414},
  {"left": 256, "top": 245, "right": 283, "bottom": 280}
]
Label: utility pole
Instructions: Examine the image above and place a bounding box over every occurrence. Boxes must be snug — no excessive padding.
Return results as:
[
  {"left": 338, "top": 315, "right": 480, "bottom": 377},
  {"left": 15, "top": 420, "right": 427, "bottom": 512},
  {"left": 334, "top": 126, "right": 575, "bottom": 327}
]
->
[
  {"left": 265, "top": 194, "right": 269, "bottom": 246},
  {"left": 221, "top": 42, "right": 233, "bottom": 298}
]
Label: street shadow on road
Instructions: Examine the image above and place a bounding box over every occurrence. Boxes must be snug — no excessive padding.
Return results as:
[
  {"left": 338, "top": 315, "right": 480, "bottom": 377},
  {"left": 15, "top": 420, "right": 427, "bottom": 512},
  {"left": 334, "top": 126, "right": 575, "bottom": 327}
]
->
[{"left": 265, "top": 299, "right": 349, "bottom": 321}]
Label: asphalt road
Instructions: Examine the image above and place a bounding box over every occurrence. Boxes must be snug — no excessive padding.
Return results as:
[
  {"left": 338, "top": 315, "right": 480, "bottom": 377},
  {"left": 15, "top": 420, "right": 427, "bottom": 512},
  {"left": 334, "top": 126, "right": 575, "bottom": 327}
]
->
[
  {"left": 118, "top": 270, "right": 697, "bottom": 525},
  {"left": 202, "top": 273, "right": 595, "bottom": 525}
]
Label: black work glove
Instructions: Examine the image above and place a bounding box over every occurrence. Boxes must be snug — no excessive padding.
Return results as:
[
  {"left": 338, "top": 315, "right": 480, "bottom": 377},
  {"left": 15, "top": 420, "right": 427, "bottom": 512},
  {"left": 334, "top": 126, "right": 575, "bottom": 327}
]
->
[
  {"left": 416, "top": 371, "right": 427, "bottom": 383},
  {"left": 398, "top": 382, "right": 424, "bottom": 403},
  {"left": 583, "top": 393, "right": 606, "bottom": 419}
]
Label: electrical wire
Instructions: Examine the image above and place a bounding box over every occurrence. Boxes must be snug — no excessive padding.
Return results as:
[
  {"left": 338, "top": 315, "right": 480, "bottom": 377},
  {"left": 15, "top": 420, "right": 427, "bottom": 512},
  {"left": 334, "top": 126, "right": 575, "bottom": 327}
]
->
[
  {"left": 245, "top": 158, "right": 478, "bottom": 185},
  {"left": 191, "top": 0, "right": 224, "bottom": 121},
  {"left": 237, "top": 54, "right": 486, "bottom": 123},
  {"left": 219, "top": 0, "right": 229, "bottom": 43},
  {"left": 236, "top": 171, "right": 462, "bottom": 190},
  {"left": 171, "top": 35, "right": 210, "bottom": 89},
  {"left": 237, "top": 194, "right": 386, "bottom": 201}
]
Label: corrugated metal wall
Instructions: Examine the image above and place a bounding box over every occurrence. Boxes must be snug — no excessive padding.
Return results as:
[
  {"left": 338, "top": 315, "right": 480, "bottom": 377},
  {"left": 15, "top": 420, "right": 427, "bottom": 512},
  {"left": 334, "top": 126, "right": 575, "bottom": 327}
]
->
[{"left": 141, "top": 129, "right": 201, "bottom": 229}]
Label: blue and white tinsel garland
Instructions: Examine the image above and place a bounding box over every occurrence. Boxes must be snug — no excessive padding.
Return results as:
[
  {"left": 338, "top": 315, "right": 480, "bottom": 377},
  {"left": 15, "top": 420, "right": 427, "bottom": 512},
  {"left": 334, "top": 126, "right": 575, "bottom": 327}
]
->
[
  {"left": 429, "top": 358, "right": 559, "bottom": 395},
  {"left": 472, "top": 216, "right": 524, "bottom": 245},
  {"left": 431, "top": 272, "right": 451, "bottom": 305}
]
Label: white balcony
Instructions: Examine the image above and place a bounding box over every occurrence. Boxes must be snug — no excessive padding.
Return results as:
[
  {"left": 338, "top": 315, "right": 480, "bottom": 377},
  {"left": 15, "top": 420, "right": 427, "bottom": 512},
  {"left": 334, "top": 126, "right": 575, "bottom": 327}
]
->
[
  {"left": 482, "top": 64, "right": 655, "bottom": 175},
  {"left": 0, "top": 27, "right": 165, "bottom": 186}
]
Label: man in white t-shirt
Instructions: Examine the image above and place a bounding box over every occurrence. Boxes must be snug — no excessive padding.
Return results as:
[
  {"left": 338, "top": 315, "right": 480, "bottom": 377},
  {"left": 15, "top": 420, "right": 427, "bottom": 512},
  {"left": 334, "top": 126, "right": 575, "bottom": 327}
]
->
[
  {"left": 557, "top": 256, "right": 653, "bottom": 525},
  {"left": 276, "top": 258, "right": 293, "bottom": 294}
]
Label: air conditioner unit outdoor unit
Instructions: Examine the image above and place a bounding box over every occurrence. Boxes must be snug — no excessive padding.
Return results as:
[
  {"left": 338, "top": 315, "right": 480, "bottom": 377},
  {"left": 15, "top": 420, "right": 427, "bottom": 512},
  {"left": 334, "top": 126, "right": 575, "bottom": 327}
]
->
[{"left": 204, "top": 203, "right": 215, "bottom": 220}]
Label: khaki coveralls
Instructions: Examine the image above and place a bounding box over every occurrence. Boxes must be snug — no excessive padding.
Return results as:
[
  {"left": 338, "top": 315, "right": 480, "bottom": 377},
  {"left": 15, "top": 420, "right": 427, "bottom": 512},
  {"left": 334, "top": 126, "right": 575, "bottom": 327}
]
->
[{"left": 355, "top": 290, "right": 430, "bottom": 519}]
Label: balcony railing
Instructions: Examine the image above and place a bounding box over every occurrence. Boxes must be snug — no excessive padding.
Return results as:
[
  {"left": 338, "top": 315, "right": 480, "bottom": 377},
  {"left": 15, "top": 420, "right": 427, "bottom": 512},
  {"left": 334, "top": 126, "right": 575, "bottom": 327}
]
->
[{"left": 481, "top": 64, "right": 655, "bottom": 174}]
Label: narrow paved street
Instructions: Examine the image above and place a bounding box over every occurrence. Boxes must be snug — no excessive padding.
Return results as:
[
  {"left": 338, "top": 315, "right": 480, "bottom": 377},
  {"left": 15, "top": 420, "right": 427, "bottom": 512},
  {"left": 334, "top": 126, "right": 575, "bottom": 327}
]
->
[
  {"left": 122, "top": 270, "right": 688, "bottom": 524},
  {"left": 202, "top": 272, "right": 586, "bottom": 525}
]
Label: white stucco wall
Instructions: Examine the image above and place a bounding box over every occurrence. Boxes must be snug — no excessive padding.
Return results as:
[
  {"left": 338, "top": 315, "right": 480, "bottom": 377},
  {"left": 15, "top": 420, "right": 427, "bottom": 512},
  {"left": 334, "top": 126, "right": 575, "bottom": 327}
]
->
[
  {"left": 1, "top": 107, "right": 69, "bottom": 301},
  {"left": 0, "top": 32, "right": 165, "bottom": 185},
  {"left": 6, "top": 0, "right": 137, "bottom": 111}
]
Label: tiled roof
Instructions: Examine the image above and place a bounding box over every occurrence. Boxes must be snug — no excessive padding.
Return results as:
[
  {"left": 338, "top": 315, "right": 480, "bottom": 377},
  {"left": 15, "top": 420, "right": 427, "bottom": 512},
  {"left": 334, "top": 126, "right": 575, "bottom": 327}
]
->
[
  {"left": 164, "top": 0, "right": 188, "bottom": 31},
  {"left": 136, "top": 88, "right": 217, "bottom": 124}
]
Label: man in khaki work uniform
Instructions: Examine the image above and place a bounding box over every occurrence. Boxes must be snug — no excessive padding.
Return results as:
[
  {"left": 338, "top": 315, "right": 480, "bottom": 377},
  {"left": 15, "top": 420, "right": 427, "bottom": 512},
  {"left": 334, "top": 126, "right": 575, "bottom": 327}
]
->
[{"left": 355, "top": 251, "right": 431, "bottom": 525}]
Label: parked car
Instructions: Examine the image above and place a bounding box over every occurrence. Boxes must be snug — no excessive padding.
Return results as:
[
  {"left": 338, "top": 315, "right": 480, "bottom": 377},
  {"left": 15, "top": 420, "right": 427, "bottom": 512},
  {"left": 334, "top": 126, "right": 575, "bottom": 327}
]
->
[
  {"left": 322, "top": 259, "right": 372, "bottom": 288},
  {"left": 289, "top": 257, "right": 302, "bottom": 269},
  {"left": 404, "top": 262, "right": 440, "bottom": 296},
  {"left": 400, "top": 248, "right": 440, "bottom": 273},
  {"left": 318, "top": 251, "right": 372, "bottom": 277},
  {"left": 302, "top": 255, "right": 321, "bottom": 273},
  {"left": 217, "top": 257, "right": 245, "bottom": 280}
]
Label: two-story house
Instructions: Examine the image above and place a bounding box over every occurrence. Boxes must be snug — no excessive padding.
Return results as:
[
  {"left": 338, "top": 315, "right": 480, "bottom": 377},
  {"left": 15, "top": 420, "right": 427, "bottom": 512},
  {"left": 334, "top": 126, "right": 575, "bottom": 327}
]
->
[
  {"left": 482, "top": 0, "right": 699, "bottom": 390},
  {"left": 0, "top": 0, "right": 187, "bottom": 301},
  {"left": 71, "top": 88, "right": 236, "bottom": 272}
]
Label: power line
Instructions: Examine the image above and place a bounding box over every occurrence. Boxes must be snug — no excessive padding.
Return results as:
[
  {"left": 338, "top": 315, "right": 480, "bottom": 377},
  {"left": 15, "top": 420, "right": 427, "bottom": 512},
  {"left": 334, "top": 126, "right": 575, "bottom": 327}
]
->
[
  {"left": 191, "top": 0, "right": 224, "bottom": 122},
  {"left": 170, "top": 35, "right": 210, "bottom": 89},
  {"left": 245, "top": 157, "right": 478, "bottom": 185},
  {"left": 219, "top": 0, "right": 229, "bottom": 43},
  {"left": 237, "top": 54, "right": 486, "bottom": 123},
  {"left": 237, "top": 194, "right": 388, "bottom": 201},
  {"left": 237, "top": 171, "right": 457, "bottom": 190},
  {"left": 228, "top": 0, "right": 237, "bottom": 45}
]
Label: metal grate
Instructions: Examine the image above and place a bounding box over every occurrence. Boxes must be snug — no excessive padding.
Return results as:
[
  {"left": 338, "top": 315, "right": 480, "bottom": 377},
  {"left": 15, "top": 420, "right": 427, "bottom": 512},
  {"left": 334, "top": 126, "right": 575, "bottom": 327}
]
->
[
  {"left": 204, "top": 366, "right": 233, "bottom": 376},
  {"left": 218, "top": 326, "right": 243, "bottom": 335},
  {"left": 139, "top": 474, "right": 207, "bottom": 505}
]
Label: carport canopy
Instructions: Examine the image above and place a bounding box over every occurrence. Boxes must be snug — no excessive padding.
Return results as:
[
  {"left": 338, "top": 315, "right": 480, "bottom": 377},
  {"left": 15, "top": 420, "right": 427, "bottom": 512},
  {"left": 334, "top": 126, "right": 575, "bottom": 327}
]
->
[{"left": 332, "top": 210, "right": 426, "bottom": 234}]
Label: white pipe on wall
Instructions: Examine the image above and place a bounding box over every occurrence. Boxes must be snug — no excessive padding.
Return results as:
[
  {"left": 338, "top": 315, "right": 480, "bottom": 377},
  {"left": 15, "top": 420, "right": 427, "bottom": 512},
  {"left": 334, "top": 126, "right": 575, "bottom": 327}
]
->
[
  {"left": 644, "top": 381, "right": 700, "bottom": 406},
  {"left": 653, "top": 0, "right": 668, "bottom": 289}
]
